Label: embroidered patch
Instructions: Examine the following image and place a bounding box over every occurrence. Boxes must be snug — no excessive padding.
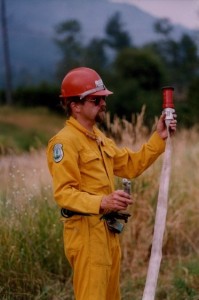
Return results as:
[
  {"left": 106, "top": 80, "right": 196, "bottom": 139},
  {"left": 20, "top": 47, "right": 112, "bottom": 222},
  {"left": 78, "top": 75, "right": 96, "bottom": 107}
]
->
[{"left": 53, "top": 144, "right": 64, "bottom": 163}]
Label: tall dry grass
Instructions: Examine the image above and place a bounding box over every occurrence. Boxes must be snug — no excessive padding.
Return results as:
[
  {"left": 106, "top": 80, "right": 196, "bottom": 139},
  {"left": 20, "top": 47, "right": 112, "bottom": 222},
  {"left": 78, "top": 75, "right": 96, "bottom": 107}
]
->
[
  {"left": 0, "top": 111, "right": 199, "bottom": 299},
  {"left": 0, "top": 151, "right": 73, "bottom": 299}
]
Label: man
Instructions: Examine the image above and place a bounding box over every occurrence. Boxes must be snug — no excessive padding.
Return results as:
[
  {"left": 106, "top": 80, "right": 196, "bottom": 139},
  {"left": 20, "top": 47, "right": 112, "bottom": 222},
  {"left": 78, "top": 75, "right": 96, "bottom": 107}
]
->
[{"left": 46, "top": 67, "right": 177, "bottom": 300}]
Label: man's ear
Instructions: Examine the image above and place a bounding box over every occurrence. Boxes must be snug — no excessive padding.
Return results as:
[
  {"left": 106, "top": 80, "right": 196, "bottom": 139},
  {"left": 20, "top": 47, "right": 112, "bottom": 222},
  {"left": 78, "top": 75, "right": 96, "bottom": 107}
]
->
[{"left": 71, "top": 102, "right": 81, "bottom": 113}]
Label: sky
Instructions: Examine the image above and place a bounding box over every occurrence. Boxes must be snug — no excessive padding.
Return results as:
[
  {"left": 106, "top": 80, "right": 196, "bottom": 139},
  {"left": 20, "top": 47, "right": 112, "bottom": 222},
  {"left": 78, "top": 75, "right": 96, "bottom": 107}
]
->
[{"left": 111, "top": 0, "right": 199, "bottom": 30}]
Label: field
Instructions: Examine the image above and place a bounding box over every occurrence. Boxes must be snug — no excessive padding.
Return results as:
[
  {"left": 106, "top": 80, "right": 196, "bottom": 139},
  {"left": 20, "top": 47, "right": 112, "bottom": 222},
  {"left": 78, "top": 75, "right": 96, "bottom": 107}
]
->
[{"left": 0, "top": 107, "right": 199, "bottom": 299}]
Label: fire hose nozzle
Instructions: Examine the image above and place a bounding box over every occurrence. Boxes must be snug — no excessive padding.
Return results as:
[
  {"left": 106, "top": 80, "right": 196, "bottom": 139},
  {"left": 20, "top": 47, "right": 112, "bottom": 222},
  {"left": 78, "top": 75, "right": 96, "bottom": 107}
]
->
[
  {"left": 122, "top": 178, "right": 131, "bottom": 195},
  {"left": 161, "top": 86, "right": 175, "bottom": 128}
]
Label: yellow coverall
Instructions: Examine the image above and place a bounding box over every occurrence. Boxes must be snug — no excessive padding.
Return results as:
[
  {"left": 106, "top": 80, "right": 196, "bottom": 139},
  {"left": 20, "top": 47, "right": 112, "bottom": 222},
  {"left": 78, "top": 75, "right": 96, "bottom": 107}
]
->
[{"left": 47, "top": 116, "right": 165, "bottom": 300}]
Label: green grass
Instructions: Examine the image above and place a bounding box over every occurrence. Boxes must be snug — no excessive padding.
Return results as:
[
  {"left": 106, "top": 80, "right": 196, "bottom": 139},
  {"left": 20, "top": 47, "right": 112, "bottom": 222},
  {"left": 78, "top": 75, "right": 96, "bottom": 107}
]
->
[
  {"left": 0, "top": 192, "right": 73, "bottom": 299},
  {"left": 0, "top": 121, "right": 48, "bottom": 152},
  {"left": 0, "top": 106, "right": 65, "bottom": 154}
]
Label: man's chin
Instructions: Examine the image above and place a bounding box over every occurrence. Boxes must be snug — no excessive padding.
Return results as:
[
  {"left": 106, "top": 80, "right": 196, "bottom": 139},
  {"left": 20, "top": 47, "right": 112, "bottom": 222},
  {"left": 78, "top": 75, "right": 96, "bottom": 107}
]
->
[{"left": 95, "top": 111, "right": 106, "bottom": 123}]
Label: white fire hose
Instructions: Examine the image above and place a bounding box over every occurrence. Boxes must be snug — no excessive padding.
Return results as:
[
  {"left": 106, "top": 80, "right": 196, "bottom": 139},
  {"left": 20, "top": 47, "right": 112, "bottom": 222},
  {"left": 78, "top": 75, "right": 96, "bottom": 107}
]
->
[
  {"left": 142, "top": 130, "right": 172, "bottom": 300},
  {"left": 142, "top": 87, "right": 175, "bottom": 300},
  {"left": 122, "top": 88, "right": 175, "bottom": 299},
  {"left": 122, "top": 128, "right": 173, "bottom": 300}
]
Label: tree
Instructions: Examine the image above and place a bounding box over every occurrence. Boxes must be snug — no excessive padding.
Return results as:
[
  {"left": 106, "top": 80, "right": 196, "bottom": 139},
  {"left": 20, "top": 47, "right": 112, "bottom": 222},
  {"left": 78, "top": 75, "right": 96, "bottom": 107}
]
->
[
  {"left": 54, "top": 20, "right": 84, "bottom": 79},
  {"left": 115, "top": 48, "right": 166, "bottom": 90},
  {"left": 0, "top": 0, "right": 12, "bottom": 104},
  {"left": 105, "top": 12, "right": 132, "bottom": 52},
  {"left": 108, "top": 48, "right": 167, "bottom": 122},
  {"left": 183, "top": 78, "right": 199, "bottom": 126},
  {"left": 174, "top": 34, "right": 199, "bottom": 85},
  {"left": 151, "top": 19, "right": 199, "bottom": 87},
  {"left": 83, "top": 38, "right": 108, "bottom": 73},
  {"left": 154, "top": 18, "right": 173, "bottom": 38}
]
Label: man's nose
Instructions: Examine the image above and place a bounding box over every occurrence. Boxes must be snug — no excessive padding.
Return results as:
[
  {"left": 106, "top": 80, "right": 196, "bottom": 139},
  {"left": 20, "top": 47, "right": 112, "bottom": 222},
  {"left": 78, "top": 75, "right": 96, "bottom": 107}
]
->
[{"left": 99, "top": 97, "right": 107, "bottom": 105}]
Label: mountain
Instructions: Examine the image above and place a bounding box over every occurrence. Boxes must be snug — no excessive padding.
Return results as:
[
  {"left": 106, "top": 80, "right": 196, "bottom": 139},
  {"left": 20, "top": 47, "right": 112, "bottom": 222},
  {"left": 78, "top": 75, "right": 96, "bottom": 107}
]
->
[{"left": 0, "top": 0, "right": 196, "bottom": 88}]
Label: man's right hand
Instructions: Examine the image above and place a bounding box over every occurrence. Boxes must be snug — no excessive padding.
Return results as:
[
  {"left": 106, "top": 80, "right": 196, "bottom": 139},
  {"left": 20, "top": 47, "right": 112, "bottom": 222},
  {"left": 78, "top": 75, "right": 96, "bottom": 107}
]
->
[{"left": 100, "top": 190, "right": 133, "bottom": 214}]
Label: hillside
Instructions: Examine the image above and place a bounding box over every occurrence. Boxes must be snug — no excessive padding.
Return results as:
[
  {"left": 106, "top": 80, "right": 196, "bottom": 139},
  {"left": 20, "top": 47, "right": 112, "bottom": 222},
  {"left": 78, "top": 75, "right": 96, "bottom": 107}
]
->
[{"left": 0, "top": 0, "right": 195, "bottom": 88}]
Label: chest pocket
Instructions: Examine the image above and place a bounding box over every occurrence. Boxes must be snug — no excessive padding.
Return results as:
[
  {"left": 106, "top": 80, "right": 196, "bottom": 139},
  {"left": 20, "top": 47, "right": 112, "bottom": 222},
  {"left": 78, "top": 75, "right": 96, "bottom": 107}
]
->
[
  {"left": 79, "top": 150, "right": 100, "bottom": 171},
  {"left": 79, "top": 147, "right": 115, "bottom": 192}
]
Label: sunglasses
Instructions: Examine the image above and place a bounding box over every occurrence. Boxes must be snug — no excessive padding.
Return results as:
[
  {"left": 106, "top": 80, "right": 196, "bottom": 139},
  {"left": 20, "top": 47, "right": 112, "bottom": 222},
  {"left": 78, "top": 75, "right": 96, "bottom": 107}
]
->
[{"left": 85, "top": 96, "right": 107, "bottom": 106}]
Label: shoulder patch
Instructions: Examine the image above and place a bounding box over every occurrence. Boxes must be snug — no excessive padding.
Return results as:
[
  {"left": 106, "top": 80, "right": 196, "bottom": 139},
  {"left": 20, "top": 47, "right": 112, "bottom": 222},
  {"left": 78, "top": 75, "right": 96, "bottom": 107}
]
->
[{"left": 53, "top": 144, "right": 64, "bottom": 162}]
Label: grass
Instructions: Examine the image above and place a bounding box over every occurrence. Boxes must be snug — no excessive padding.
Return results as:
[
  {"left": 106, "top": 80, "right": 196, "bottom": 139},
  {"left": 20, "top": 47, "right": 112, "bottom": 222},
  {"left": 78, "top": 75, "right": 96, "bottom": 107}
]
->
[
  {"left": 0, "top": 106, "right": 199, "bottom": 299},
  {"left": 0, "top": 106, "right": 65, "bottom": 154},
  {"left": 0, "top": 151, "right": 72, "bottom": 299}
]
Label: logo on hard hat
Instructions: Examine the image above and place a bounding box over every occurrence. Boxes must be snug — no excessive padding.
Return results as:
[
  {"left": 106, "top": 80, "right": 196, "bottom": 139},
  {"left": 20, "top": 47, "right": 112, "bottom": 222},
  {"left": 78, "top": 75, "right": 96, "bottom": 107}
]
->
[{"left": 95, "top": 79, "right": 104, "bottom": 88}]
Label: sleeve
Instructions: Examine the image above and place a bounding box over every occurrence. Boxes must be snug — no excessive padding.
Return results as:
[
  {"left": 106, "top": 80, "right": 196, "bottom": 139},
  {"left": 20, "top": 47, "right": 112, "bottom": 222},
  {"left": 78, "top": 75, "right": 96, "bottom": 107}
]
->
[
  {"left": 112, "top": 131, "right": 166, "bottom": 178},
  {"left": 46, "top": 138, "right": 102, "bottom": 214}
]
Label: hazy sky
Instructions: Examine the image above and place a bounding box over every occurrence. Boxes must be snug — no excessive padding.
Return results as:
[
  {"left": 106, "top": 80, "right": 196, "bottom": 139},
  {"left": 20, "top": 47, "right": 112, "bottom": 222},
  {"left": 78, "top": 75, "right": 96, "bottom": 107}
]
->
[{"left": 111, "top": 0, "right": 199, "bottom": 29}]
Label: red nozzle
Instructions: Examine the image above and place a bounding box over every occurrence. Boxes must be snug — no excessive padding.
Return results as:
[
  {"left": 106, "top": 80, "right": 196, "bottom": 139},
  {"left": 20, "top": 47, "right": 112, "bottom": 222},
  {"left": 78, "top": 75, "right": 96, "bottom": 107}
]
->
[{"left": 162, "top": 86, "right": 174, "bottom": 108}]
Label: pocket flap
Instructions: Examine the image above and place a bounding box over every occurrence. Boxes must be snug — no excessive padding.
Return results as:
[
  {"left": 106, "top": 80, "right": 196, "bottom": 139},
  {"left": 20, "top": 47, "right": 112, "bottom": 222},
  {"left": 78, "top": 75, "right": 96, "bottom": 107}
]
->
[
  {"left": 80, "top": 150, "right": 100, "bottom": 163},
  {"left": 103, "top": 147, "right": 115, "bottom": 158}
]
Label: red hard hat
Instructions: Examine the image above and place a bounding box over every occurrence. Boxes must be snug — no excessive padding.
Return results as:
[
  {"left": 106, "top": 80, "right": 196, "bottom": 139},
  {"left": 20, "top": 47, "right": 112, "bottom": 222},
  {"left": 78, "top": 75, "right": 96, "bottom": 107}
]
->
[{"left": 60, "top": 67, "right": 113, "bottom": 100}]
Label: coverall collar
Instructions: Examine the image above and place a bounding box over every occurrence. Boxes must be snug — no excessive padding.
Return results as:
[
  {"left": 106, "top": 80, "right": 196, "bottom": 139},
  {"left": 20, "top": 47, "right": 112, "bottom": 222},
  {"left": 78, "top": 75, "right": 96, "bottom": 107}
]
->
[{"left": 66, "top": 117, "right": 105, "bottom": 146}]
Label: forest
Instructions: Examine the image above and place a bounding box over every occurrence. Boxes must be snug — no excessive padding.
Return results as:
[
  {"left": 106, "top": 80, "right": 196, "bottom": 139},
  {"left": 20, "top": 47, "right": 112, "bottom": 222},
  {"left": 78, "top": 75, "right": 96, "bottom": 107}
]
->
[{"left": 1, "top": 12, "right": 199, "bottom": 128}]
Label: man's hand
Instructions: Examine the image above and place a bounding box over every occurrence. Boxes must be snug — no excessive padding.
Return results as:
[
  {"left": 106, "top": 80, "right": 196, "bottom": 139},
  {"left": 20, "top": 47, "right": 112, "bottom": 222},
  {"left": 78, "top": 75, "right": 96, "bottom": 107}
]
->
[
  {"left": 156, "top": 113, "right": 177, "bottom": 140},
  {"left": 100, "top": 190, "right": 133, "bottom": 214}
]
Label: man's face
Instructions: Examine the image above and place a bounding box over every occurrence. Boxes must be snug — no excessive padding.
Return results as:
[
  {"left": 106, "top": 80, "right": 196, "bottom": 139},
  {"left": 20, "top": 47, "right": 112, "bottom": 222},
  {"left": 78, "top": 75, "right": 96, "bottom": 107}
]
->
[{"left": 81, "top": 96, "right": 107, "bottom": 124}]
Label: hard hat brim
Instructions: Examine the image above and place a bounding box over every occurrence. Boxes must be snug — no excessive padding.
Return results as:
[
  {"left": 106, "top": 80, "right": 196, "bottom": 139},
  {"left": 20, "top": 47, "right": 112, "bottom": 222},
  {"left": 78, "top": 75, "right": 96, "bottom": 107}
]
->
[{"left": 89, "top": 89, "right": 113, "bottom": 97}]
